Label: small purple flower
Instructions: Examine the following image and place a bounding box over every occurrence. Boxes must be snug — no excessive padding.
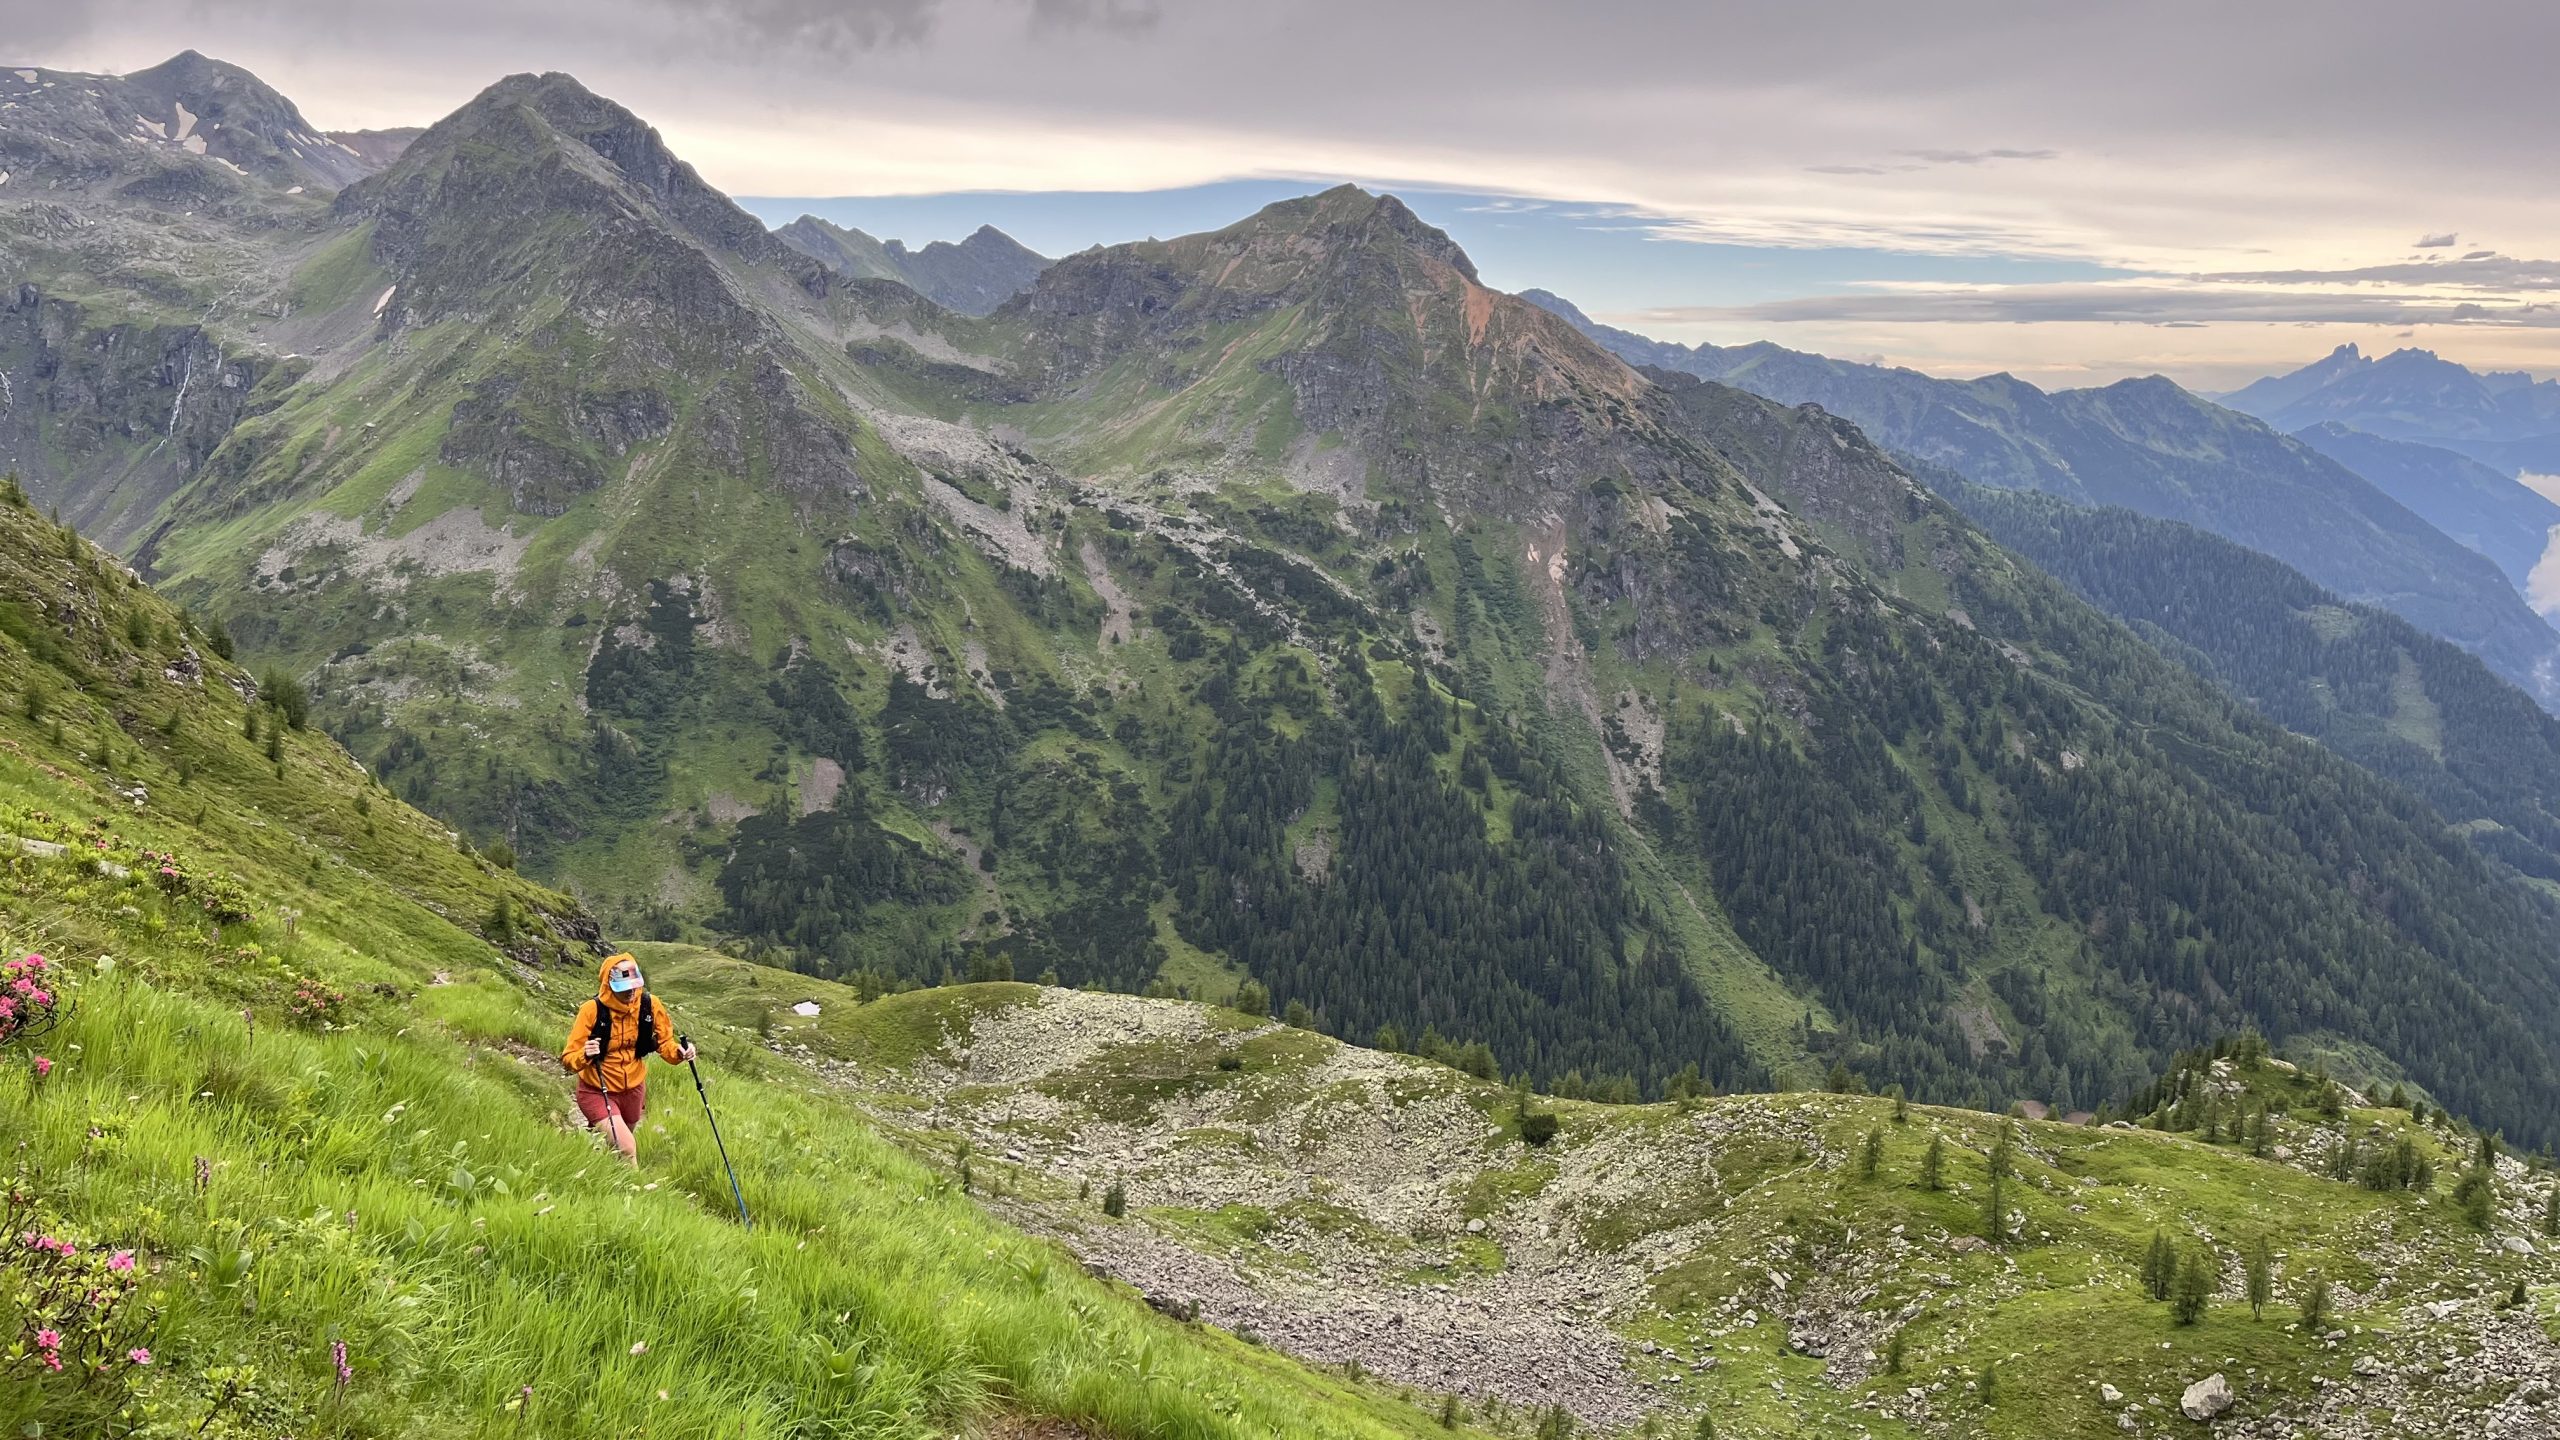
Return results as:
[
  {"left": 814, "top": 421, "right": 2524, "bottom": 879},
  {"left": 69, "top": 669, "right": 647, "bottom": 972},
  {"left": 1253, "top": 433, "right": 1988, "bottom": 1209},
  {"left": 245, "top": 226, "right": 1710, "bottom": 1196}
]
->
[{"left": 333, "top": 1338, "right": 351, "bottom": 1389}]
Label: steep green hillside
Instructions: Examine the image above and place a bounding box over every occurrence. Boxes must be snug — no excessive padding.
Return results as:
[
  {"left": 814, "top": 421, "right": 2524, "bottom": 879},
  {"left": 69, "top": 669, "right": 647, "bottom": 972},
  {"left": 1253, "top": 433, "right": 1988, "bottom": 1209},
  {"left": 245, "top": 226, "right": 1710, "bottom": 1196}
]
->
[
  {"left": 1954, "top": 482, "right": 2560, "bottom": 887},
  {"left": 768, "top": 981, "right": 2560, "bottom": 1440},
  {"left": 1521, "top": 291, "right": 2560, "bottom": 710},
  {"left": 17, "top": 64, "right": 2560, "bottom": 1151},
  {"left": 0, "top": 486, "right": 1488, "bottom": 1439}
]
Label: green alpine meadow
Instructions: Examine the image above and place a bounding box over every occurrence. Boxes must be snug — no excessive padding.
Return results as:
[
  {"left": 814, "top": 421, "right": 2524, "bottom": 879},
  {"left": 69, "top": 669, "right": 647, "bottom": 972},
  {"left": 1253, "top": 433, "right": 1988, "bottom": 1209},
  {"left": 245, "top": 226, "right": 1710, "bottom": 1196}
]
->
[{"left": 8, "top": 24, "right": 2560, "bottom": 1437}]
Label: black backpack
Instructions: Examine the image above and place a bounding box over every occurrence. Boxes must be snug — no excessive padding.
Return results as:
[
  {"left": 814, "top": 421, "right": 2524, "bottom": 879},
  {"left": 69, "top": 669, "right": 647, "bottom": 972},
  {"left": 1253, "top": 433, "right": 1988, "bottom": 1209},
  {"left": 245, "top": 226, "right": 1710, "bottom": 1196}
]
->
[{"left": 588, "top": 989, "right": 659, "bottom": 1079}]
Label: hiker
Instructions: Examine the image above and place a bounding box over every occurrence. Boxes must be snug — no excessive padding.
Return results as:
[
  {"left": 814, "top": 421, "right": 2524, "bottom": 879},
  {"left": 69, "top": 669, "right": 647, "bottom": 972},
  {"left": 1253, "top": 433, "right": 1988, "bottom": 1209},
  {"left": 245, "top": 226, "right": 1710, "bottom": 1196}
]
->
[{"left": 560, "top": 953, "right": 693, "bottom": 1163}]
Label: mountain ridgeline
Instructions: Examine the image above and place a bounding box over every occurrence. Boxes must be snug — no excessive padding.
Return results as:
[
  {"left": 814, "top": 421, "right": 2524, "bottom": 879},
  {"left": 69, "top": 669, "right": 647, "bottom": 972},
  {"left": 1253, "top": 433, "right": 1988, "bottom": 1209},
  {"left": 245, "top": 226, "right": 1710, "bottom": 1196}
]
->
[
  {"left": 1948, "top": 479, "right": 2560, "bottom": 887},
  {"left": 10, "top": 59, "right": 2560, "bottom": 1144},
  {"left": 773, "top": 214, "right": 1052, "bottom": 316},
  {"left": 2221, "top": 341, "right": 2560, "bottom": 474},
  {"left": 1522, "top": 291, "right": 2560, "bottom": 712}
]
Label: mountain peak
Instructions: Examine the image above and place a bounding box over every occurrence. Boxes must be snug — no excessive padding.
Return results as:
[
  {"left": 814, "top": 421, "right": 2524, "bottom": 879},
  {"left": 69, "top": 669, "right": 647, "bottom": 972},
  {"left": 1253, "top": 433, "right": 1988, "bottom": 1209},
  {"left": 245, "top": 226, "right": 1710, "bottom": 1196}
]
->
[
  {"left": 348, "top": 69, "right": 800, "bottom": 290},
  {"left": 1517, "top": 288, "right": 1593, "bottom": 328},
  {"left": 1226, "top": 185, "right": 1480, "bottom": 282}
]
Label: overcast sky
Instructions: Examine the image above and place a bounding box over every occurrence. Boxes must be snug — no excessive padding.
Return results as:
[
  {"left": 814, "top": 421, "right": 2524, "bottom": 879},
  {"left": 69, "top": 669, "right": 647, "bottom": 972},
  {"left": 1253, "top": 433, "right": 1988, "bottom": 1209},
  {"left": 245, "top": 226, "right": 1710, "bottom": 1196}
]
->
[{"left": 16, "top": 0, "right": 2560, "bottom": 388}]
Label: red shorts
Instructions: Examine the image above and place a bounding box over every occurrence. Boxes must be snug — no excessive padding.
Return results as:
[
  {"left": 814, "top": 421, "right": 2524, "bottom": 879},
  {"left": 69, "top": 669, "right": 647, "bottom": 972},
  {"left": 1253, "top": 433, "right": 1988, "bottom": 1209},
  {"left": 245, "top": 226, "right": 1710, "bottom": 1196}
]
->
[{"left": 575, "top": 1082, "right": 644, "bottom": 1130}]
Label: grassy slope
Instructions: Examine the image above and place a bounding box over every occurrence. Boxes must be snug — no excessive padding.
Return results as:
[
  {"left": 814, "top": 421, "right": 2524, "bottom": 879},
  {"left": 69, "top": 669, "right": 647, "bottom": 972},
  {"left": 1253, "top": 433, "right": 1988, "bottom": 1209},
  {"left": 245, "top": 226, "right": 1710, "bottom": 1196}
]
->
[{"left": 0, "top": 495, "right": 1490, "bottom": 1440}]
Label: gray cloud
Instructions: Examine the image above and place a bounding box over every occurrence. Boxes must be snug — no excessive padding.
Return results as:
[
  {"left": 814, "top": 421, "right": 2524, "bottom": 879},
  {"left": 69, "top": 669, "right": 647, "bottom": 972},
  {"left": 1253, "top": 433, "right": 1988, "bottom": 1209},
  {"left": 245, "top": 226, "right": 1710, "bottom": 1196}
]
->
[
  {"left": 1024, "top": 0, "right": 1160, "bottom": 35},
  {"left": 1894, "top": 147, "right": 2059, "bottom": 165},
  {"left": 2415, "top": 231, "right": 2460, "bottom": 248},
  {"left": 1651, "top": 284, "right": 2560, "bottom": 329},
  {"left": 626, "top": 0, "right": 965, "bottom": 54},
  {"left": 2201, "top": 255, "right": 2560, "bottom": 291}
]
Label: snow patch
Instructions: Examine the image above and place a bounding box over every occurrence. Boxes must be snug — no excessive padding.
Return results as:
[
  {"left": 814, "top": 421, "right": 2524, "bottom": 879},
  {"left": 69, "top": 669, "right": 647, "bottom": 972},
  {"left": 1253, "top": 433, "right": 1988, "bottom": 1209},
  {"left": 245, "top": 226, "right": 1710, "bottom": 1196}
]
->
[
  {"left": 137, "top": 116, "right": 166, "bottom": 139},
  {"left": 13, "top": 71, "right": 36, "bottom": 84},
  {"left": 181, "top": 135, "right": 207, "bottom": 156},
  {"left": 170, "top": 101, "right": 197, "bottom": 143},
  {"left": 372, "top": 285, "right": 398, "bottom": 317}
]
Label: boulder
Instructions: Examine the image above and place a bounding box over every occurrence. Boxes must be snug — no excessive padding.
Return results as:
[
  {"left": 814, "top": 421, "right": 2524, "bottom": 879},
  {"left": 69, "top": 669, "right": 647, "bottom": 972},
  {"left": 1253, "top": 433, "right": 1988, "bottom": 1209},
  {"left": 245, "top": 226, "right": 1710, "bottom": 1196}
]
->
[
  {"left": 2099, "top": 1383, "right": 2123, "bottom": 1403},
  {"left": 2180, "top": 1373, "right": 2235, "bottom": 1421}
]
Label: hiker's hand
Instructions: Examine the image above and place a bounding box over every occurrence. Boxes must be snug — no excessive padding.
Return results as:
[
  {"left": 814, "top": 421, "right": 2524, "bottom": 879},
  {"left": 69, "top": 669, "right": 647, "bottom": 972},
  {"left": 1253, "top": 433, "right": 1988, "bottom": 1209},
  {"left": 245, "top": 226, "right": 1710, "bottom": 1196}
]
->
[
  {"left": 583, "top": 1039, "right": 601, "bottom": 1058},
  {"left": 679, "top": 1042, "right": 697, "bottom": 1062}
]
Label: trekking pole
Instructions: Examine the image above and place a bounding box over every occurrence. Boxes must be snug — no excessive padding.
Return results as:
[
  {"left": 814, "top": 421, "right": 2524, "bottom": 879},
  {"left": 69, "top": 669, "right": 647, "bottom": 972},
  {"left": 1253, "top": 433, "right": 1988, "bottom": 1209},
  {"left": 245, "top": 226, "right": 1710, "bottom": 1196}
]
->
[{"left": 681, "top": 1034, "right": 752, "bottom": 1228}]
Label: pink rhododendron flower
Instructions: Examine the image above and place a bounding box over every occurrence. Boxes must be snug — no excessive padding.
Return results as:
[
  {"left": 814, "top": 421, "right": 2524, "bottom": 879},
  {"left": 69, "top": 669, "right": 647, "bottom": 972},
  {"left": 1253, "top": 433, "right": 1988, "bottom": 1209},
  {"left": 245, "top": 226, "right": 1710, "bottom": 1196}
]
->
[
  {"left": 32, "top": 1055, "right": 53, "bottom": 1077},
  {"left": 128, "top": 1349, "right": 151, "bottom": 1366},
  {"left": 34, "top": 1328, "right": 60, "bottom": 1350},
  {"left": 109, "top": 1250, "right": 135, "bottom": 1272}
]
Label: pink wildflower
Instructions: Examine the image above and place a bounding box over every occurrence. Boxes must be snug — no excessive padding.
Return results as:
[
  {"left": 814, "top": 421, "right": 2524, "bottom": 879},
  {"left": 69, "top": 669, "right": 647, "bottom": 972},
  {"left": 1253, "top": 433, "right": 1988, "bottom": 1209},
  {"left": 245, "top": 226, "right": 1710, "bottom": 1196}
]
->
[
  {"left": 38, "top": 1352, "right": 61, "bottom": 1372},
  {"left": 0, "top": 997, "right": 16, "bottom": 1020},
  {"left": 109, "top": 1250, "right": 134, "bottom": 1273},
  {"left": 34, "top": 1328, "right": 60, "bottom": 1350},
  {"left": 32, "top": 1056, "right": 53, "bottom": 1078},
  {"left": 128, "top": 1349, "right": 151, "bottom": 1366}
]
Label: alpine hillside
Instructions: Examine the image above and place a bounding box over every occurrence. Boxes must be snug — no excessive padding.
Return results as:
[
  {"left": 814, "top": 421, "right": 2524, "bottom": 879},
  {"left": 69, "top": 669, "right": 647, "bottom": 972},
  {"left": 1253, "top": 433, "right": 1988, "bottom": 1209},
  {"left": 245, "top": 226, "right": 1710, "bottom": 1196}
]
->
[
  {"left": 10, "top": 59, "right": 2560, "bottom": 1150},
  {"left": 1522, "top": 291, "right": 2560, "bottom": 710}
]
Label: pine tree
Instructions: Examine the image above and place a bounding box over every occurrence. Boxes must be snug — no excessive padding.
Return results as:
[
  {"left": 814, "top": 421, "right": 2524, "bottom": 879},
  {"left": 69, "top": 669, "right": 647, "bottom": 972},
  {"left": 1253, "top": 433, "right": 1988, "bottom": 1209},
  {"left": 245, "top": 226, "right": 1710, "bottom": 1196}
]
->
[
  {"left": 1984, "top": 1168, "right": 2007, "bottom": 1246},
  {"left": 1102, "top": 1177, "right": 1127, "bottom": 1218},
  {"left": 2455, "top": 1165, "right": 2497, "bottom": 1231},
  {"left": 2543, "top": 1184, "right": 2559, "bottom": 1239},
  {"left": 2298, "top": 1272, "right": 2331, "bottom": 1332},
  {"left": 2172, "top": 1246, "right": 2212, "bottom": 1325},
  {"left": 1920, "top": 1134, "right": 1945, "bottom": 1191},
  {"left": 2244, "top": 1233, "right": 2272, "bottom": 1320},
  {"left": 1889, "top": 1084, "right": 1909, "bottom": 1124},
  {"left": 2142, "top": 1229, "right": 2176, "bottom": 1302},
  {"left": 1859, "top": 1126, "right": 1884, "bottom": 1181}
]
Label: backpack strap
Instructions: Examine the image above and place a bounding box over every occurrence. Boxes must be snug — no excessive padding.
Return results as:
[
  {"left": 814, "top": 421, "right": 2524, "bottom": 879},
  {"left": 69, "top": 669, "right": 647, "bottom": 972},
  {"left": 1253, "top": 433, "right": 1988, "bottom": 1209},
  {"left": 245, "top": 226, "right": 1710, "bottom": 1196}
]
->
[
  {"left": 588, "top": 1002, "right": 614, "bottom": 1089},
  {"left": 633, "top": 989, "right": 659, "bottom": 1060}
]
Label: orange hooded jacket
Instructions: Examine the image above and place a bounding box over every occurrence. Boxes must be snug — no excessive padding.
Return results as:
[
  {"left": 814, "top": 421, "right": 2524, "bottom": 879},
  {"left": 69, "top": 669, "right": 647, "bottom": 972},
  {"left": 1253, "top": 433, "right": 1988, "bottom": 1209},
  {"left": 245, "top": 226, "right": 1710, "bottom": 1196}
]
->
[{"left": 560, "top": 953, "right": 683, "bottom": 1093}]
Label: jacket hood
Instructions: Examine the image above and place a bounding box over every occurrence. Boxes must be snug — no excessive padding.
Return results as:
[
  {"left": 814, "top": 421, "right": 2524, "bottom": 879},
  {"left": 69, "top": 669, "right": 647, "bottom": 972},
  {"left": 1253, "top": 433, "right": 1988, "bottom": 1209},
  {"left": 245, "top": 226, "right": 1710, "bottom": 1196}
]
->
[{"left": 596, "top": 952, "right": 642, "bottom": 1010}]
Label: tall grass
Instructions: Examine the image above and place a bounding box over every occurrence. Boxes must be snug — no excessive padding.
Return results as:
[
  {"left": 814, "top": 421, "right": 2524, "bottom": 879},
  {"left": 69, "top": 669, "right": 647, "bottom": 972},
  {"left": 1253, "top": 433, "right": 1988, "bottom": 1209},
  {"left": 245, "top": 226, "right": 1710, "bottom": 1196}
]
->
[{"left": 3, "top": 968, "right": 1441, "bottom": 1438}]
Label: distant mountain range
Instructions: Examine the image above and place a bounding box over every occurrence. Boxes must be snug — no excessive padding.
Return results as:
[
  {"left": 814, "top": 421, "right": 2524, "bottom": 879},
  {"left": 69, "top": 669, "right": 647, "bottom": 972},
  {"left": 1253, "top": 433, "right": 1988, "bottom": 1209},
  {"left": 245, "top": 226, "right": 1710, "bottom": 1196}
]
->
[
  {"left": 1523, "top": 290, "right": 2560, "bottom": 708},
  {"left": 773, "top": 214, "right": 1050, "bottom": 315},
  {"left": 2220, "top": 343, "right": 2560, "bottom": 466}
]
